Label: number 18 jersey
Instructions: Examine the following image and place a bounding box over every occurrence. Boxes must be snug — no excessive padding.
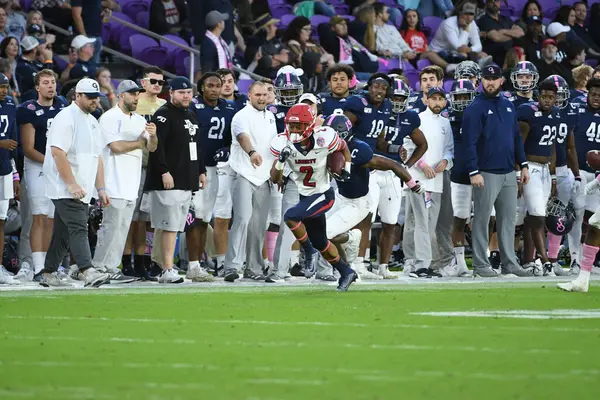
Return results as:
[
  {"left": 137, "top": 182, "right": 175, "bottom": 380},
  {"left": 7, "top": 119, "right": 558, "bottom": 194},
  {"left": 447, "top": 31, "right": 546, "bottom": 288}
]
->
[
  {"left": 270, "top": 126, "right": 343, "bottom": 197},
  {"left": 343, "top": 94, "right": 392, "bottom": 151}
]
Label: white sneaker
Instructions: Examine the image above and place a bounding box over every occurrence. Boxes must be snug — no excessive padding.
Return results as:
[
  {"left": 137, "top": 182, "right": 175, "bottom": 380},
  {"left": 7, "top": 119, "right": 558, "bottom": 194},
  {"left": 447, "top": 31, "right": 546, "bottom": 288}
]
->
[
  {"left": 159, "top": 268, "right": 184, "bottom": 284},
  {"left": 341, "top": 229, "right": 362, "bottom": 264},
  {"left": 186, "top": 264, "right": 215, "bottom": 282},
  {"left": 69, "top": 265, "right": 84, "bottom": 281},
  {"left": 0, "top": 265, "right": 19, "bottom": 284},
  {"left": 523, "top": 262, "right": 542, "bottom": 276},
  {"left": 83, "top": 267, "right": 110, "bottom": 287},
  {"left": 456, "top": 262, "right": 472, "bottom": 277},
  {"left": 543, "top": 262, "right": 556, "bottom": 277},
  {"left": 591, "top": 266, "right": 600, "bottom": 275},
  {"left": 569, "top": 261, "right": 580, "bottom": 276},
  {"left": 377, "top": 264, "right": 398, "bottom": 279},
  {"left": 403, "top": 260, "right": 415, "bottom": 276},
  {"left": 557, "top": 280, "right": 589, "bottom": 293},
  {"left": 352, "top": 261, "right": 382, "bottom": 280},
  {"left": 14, "top": 262, "right": 34, "bottom": 282},
  {"left": 440, "top": 260, "right": 458, "bottom": 277},
  {"left": 39, "top": 272, "right": 72, "bottom": 287},
  {"left": 552, "top": 262, "right": 569, "bottom": 276}
]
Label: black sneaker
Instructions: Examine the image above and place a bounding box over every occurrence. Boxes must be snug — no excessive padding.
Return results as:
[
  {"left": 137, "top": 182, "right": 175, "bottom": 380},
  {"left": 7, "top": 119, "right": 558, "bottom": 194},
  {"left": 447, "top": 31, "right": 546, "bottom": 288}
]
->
[
  {"left": 489, "top": 251, "right": 501, "bottom": 270},
  {"left": 107, "top": 271, "right": 137, "bottom": 284},
  {"left": 122, "top": 264, "right": 136, "bottom": 277},
  {"left": 243, "top": 270, "right": 266, "bottom": 280},
  {"left": 336, "top": 270, "right": 357, "bottom": 292},
  {"left": 290, "top": 263, "right": 303, "bottom": 277},
  {"left": 148, "top": 261, "right": 163, "bottom": 278},
  {"left": 224, "top": 269, "right": 239, "bottom": 282},
  {"left": 409, "top": 268, "right": 432, "bottom": 278},
  {"left": 427, "top": 268, "right": 442, "bottom": 278}
]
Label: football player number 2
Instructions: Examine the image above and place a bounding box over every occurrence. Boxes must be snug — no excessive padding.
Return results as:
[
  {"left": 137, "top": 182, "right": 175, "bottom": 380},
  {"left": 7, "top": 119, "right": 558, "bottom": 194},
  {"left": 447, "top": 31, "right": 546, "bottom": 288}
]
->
[
  {"left": 586, "top": 122, "right": 600, "bottom": 143},
  {"left": 540, "top": 125, "right": 558, "bottom": 146},
  {"left": 208, "top": 117, "right": 225, "bottom": 139},
  {"left": 299, "top": 166, "right": 316, "bottom": 187},
  {"left": 0, "top": 115, "right": 8, "bottom": 137},
  {"left": 366, "top": 120, "right": 384, "bottom": 138}
]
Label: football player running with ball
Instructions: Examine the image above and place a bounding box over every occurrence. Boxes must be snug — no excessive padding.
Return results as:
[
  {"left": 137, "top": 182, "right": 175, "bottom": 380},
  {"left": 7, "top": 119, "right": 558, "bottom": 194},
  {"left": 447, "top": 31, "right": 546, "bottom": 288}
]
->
[{"left": 270, "top": 104, "right": 358, "bottom": 291}]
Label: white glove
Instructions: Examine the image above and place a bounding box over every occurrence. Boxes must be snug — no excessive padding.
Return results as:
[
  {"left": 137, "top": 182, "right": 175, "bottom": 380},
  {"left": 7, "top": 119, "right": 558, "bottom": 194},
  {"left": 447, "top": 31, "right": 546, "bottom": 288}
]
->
[
  {"left": 572, "top": 177, "right": 581, "bottom": 195},
  {"left": 584, "top": 178, "right": 600, "bottom": 195}
]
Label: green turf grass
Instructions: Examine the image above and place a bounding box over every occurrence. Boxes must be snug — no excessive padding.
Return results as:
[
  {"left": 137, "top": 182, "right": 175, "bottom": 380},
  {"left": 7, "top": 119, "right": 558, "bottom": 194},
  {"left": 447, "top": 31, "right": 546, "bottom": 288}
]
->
[{"left": 1, "top": 282, "right": 600, "bottom": 400}]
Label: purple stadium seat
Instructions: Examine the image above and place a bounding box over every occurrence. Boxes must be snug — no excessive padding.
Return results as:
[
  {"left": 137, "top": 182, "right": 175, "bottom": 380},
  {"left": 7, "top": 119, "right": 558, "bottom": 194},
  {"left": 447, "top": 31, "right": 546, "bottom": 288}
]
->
[
  {"left": 130, "top": 34, "right": 167, "bottom": 68},
  {"left": 545, "top": 7, "right": 560, "bottom": 20},
  {"left": 53, "top": 55, "right": 67, "bottom": 72},
  {"left": 19, "top": 0, "right": 32, "bottom": 11},
  {"left": 405, "top": 71, "right": 419, "bottom": 90},
  {"left": 121, "top": 0, "right": 150, "bottom": 22},
  {"left": 423, "top": 16, "right": 442, "bottom": 37},
  {"left": 310, "top": 15, "right": 330, "bottom": 28},
  {"left": 417, "top": 58, "right": 432, "bottom": 70},
  {"left": 379, "top": 58, "right": 400, "bottom": 72},
  {"left": 500, "top": 6, "right": 515, "bottom": 17},
  {"left": 278, "top": 14, "right": 297, "bottom": 28},
  {"left": 106, "top": 11, "right": 134, "bottom": 43},
  {"left": 401, "top": 60, "right": 416, "bottom": 72},
  {"left": 587, "top": 59, "right": 599, "bottom": 68},
  {"left": 341, "top": 15, "right": 355, "bottom": 22},
  {"left": 136, "top": 11, "right": 149, "bottom": 30},
  {"left": 334, "top": 4, "right": 349, "bottom": 15},
  {"left": 542, "top": 17, "right": 552, "bottom": 26},
  {"left": 443, "top": 79, "right": 454, "bottom": 92},
  {"left": 160, "top": 34, "right": 189, "bottom": 72},
  {"left": 271, "top": 4, "right": 293, "bottom": 19},
  {"left": 237, "top": 79, "right": 253, "bottom": 95}
]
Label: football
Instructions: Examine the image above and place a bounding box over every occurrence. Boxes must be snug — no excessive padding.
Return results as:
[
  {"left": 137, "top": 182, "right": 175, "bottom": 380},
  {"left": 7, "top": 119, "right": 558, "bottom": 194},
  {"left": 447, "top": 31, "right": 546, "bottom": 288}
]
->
[
  {"left": 587, "top": 150, "right": 600, "bottom": 170},
  {"left": 327, "top": 151, "right": 345, "bottom": 175}
]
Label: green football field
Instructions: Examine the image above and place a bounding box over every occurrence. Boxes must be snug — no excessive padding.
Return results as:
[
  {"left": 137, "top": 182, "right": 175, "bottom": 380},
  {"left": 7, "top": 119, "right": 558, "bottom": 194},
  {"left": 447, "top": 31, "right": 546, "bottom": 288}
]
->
[{"left": 1, "top": 280, "right": 600, "bottom": 400}]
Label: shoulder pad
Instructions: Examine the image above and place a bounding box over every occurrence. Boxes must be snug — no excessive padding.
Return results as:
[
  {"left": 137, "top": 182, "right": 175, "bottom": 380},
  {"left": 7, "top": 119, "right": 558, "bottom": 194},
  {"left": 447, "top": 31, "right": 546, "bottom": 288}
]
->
[{"left": 268, "top": 105, "right": 278, "bottom": 114}]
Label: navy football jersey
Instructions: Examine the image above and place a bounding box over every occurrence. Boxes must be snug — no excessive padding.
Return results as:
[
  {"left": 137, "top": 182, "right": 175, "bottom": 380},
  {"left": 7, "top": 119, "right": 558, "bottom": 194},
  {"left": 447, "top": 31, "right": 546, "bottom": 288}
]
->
[
  {"left": 570, "top": 89, "right": 587, "bottom": 103},
  {"left": 556, "top": 102, "right": 581, "bottom": 167},
  {"left": 17, "top": 97, "right": 69, "bottom": 155},
  {"left": 193, "top": 97, "right": 235, "bottom": 167},
  {"left": 574, "top": 105, "right": 600, "bottom": 173},
  {"left": 230, "top": 93, "right": 248, "bottom": 112},
  {"left": 517, "top": 102, "right": 562, "bottom": 158},
  {"left": 504, "top": 91, "right": 536, "bottom": 109},
  {"left": 343, "top": 94, "right": 392, "bottom": 150},
  {"left": 407, "top": 92, "right": 427, "bottom": 113},
  {"left": 382, "top": 110, "right": 420, "bottom": 161},
  {"left": 337, "top": 138, "right": 373, "bottom": 199},
  {"left": 0, "top": 96, "right": 17, "bottom": 176},
  {"left": 267, "top": 103, "right": 291, "bottom": 135},
  {"left": 319, "top": 92, "right": 348, "bottom": 116}
]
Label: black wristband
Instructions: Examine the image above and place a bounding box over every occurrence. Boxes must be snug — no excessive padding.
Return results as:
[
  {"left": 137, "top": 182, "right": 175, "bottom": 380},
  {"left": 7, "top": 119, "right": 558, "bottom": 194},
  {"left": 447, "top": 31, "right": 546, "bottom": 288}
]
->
[{"left": 248, "top": 150, "right": 256, "bottom": 157}]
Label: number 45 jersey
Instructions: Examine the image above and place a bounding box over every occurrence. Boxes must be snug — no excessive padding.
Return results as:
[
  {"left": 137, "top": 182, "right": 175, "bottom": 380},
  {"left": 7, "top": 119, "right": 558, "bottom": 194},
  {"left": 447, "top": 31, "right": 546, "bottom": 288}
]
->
[
  {"left": 17, "top": 97, "right": 69, "bottom": 160},
  {"left": 270, "top": 126, "right": 344, "bottom": 197}
]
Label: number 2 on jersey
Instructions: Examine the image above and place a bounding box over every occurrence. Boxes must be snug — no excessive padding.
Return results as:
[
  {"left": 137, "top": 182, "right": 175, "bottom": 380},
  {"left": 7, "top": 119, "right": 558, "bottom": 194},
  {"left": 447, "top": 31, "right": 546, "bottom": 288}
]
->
[
  {"left": 208, "top": 117, "right": 225, "bottom": 139},
  {"left": 299, "top": 166, "right": 316, "bottom": 187}
]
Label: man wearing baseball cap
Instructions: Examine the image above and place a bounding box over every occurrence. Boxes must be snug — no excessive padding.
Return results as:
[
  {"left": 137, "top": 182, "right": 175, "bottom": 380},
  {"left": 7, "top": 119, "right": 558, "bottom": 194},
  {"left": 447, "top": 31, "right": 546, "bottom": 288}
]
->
[
  {"left": 515, "top": 15, "right": 543, "bottom": 63},
  {"left": 69, "top": 35, "right": 97, "bottom": 80},
  {"left": 92, "top": 80, "right": 158, "bottom": 283},
  {"left": 478, "top": 0, "right": 524, "bottom": 65},
  {"left": 459, "top": 64, "right": 532, "bottom": 278},
  {"left": 200, "top": 10, "right": 233, "bottom": 74},
  {"left": 536, "top": 38, "right": 572, "bottom": 83},
  {"left": 16, "top": 36, "right": 53, "bottom": 98},
  {"left": 41, "top": 78, "right": 112, "bottom": 288},
  {"left": 144, "top": 77, "right": 206, "bottom": 284}
]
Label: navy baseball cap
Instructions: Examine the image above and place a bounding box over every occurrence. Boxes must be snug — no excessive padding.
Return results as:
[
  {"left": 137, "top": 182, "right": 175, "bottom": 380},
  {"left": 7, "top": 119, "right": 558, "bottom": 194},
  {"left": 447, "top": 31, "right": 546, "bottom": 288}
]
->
[
  {"left": 0, "top": 73, "right": 8, "bottom": 86},
  {"left": 170, "top": 76, "right": 192, "bottom": 91},
  {"left": 427, "top": 86, "right": 445, "bottom": 97},
  {"left": 482, "top": 64, "right": 503, "bottom": 78},
  {"left": 527, "top": 15, "right": 542, "bottom": 24}
]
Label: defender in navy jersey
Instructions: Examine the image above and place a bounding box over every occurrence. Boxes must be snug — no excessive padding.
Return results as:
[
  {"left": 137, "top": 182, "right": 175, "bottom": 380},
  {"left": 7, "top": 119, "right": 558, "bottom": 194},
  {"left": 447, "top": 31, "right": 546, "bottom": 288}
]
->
[
  {"left": 516, "top": 80, "right": 562, "bottom": 276},
  {"left": 323, "top": 114, "right": 423, "bottom": 280},
  {"left": 272, "top": 70, "right": 303, "bottom": 133},
  {"left": 319, "top": 64, "right": 355, "bottom": 116},
  {"left": 187, "top": 73, "right": 235, "bottom": 280},
  {"left": 443, "top": 79, "right": 477, "bottom": 277},
  {"left": 558, "top": 78, "right": 600, "bottom": 293},
  {"left": 0, "top": 73, "right": 19, "bottom": 283},
  {"left": 505, "top": 61, "right": 539, "bottom": 109}
]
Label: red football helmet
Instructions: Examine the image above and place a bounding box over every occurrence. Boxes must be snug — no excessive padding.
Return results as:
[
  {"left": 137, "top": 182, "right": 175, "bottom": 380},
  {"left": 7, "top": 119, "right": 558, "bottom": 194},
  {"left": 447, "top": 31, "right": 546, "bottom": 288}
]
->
[{"left": 284, "top": 103, "right": 316, "bottom": 143}]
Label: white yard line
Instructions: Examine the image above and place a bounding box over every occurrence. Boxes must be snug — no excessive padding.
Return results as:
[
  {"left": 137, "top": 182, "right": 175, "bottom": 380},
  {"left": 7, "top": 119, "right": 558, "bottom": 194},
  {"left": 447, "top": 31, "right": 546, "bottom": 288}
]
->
[{"left": 413, "top": 309, "right": 600, "bottom": 319}]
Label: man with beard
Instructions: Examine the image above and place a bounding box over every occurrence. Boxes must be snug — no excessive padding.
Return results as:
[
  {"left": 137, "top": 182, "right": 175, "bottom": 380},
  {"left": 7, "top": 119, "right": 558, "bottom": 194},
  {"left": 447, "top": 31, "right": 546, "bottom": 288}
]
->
[
  {"left": 461, "top": 64, "right": 531, "bottom": 277},
  {"left": 40, "top": 78, "right": 111, "bottom": 287},
  {"left": 14, "top": 70, "right": 68, "bottom": 282},
  {"left": 144, "top": 77, "right": 206, "bottom": 284},
  {"left": 319, "top": 64, "right": 355, "bottom": 116},
  {"left": 92, "top": 81, "right": 157, "bottom": 283}
]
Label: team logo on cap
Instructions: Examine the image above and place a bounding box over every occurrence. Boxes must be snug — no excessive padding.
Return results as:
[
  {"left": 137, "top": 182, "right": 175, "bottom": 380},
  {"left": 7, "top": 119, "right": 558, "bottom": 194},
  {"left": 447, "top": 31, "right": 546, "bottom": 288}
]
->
[{"left": 487, "top": 66, "right": 495, "bottom": 73}]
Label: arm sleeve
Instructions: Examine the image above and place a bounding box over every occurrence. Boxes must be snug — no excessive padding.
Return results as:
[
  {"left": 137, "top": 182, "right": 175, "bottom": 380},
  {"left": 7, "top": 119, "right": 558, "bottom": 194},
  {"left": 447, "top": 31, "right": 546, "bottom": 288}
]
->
[
  {"left": 47, "top": 114, "right": 74, "bottom": 153},
  {"left": 327, "top": 131, "right": 343, "bottom": 154},
  {"left": 392, "top": 28, "right": 411, "bottom": 53},
  {"left": 151, "top": 111, "right": 170, "bottom": 175},
  {"left": 516, "top": 104, "right": 533, "bottom": 122},
  {"left": 197, "top": 147, "right": 206, "bottom": 175},
  {"left": 231, "top": 110, "right": 250, "bottom": 138},
  {"left": 469, "top": 23, "right": 483, "bottom": 53},
  {"left": 461, "top": 105, "right": 482, "bottom": 175}
]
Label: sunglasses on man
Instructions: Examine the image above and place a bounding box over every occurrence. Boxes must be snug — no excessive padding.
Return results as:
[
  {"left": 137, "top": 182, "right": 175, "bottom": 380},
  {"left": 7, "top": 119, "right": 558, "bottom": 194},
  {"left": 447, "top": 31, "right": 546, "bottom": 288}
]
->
[{"left": 144, "top": 78, "right": 166, "bottom": 86}]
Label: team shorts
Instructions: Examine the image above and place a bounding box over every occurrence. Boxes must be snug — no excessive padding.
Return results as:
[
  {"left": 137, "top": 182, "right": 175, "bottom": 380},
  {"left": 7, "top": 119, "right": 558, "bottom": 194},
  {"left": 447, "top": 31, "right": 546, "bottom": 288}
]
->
[
  {"left": 132, "top": 168, "right": 150, "bottom": 222},
  {"left": 24, "top": 160, "right": 55, "bottom": 218},
  {"left": 150, "top": 190, "right": 192, "bottom": 232},
  {"left": 556, "top": 165, "right": 583, "bottom": 209},
  {"left": 517, "top": 162, "right": 551, "bottom": 221},
  {"left": 191, "top": 166, "right": 218, "bottom": 222},
  {"left": 451, "top": 182, "right": 472, "bottom": 220},
  {"left": 214, "top": 162, "right": 235, "bottom": 219},
  {"left": 0, "top": 172, "right": 13, "bottom": 220},
  {"left": 588, "top": 204, "right": 600, "bottom": 230},
  {"left": 267, "top": 186, "right": 282, "bottom": 226},
  {"left": 580, "top": 170, "right": 599, "bottom": 212},
  {"left": 326, "top": 192, "right": 372, "bottom": 238},
  {"left": 369, "top": 170, "right": 402, "bottom": 225}
]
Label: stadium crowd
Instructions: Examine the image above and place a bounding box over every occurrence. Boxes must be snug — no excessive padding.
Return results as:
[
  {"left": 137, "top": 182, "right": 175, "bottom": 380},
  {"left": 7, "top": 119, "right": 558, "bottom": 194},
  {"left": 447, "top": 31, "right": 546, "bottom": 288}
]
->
[{"left": 1, "top": 0, "right": 600, "bottom": 293}]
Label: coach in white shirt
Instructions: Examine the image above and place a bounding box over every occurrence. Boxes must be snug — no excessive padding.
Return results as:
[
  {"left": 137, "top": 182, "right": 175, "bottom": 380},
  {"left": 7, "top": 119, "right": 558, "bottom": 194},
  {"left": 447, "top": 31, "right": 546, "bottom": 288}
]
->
[
  {"left": 403, "top": 87, "right": 453, "bottom": 276},
  {"left": 92, "top": 80, "right": 157, "bottom": 282},
  {"left": 41, "top": 78, "right": 112, "bottom": 288},
  {"left": 223, "top": 81, "right": 277, "bottom": 282}
]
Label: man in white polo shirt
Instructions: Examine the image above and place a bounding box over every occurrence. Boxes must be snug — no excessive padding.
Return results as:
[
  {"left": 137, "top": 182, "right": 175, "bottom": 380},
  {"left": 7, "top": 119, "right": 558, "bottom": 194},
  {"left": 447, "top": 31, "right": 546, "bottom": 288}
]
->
[
  {"left": 223, "top": 81, "right": 278, "bottom": 282},
  {"left": 41, "top": 78, "right": 111, "bottom": 288},
  {"left": 92, "top": 80, "right": 157, "bottom": 283}
]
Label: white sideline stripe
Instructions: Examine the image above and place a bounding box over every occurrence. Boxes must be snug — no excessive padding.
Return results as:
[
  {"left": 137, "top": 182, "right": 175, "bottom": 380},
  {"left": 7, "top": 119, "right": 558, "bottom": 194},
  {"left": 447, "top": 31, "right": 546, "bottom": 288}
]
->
[
  {"left": 4, "top": 315, "right": 600, "bottom": 333},
  {"left": 7, "top": 335, "right": 583, "bottom": 355},
  {"left": 0, "top": 360, "right": 597, "bottom": 383},
  {"left": 246, "top": 379, "right": 325, "bottom": 386},
  {"left": 413, "top": 309, "right": 600, "bottom": 319}
]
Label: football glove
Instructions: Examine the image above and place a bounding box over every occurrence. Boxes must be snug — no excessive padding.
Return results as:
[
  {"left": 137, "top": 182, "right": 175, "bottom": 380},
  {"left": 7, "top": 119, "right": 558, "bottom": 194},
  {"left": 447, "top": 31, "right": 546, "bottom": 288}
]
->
[
  {"left": 279, "top": 146, "right": 292, "bottom": 163},
  {"left": 411, "top": 181, "right": 425, "bottom": 195},
  {"left": 584, "top": 178, "right": 600, "bottom": 195},
  {"left": 213, "top": 147, "right": 230, "bottom": 162},
  {"left": 333, "top": 169, "right": 351, "bottom": 182}
]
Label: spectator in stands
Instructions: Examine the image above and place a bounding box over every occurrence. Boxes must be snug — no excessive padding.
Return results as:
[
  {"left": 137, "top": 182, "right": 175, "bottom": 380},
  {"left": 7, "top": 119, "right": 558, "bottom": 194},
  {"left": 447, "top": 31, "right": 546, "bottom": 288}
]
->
[
  {"left": 95, "top": 67, "right": 116, "bottom": 111},
  {"left": 429, "top": 2, "right": 491, "bottom": 71},
  {"left": 399, "top": 8, "right": 459, "bottom": 73},
  {"left": 516, "top": 1, "right": 544, "bottom": 33},
  {"left": 201, "top": 11, "right": 234, "bottom": 74},
  {"left": 561, "top": 42, "right": 586, "bottom": 71},
  {"left": 290, "top": 0, "right": 335, "bottom": 17},
  {"left": 501, "top": 47, "right": 524, "bottom": 91},
  {"left": 348, "top": 5, "right": 377, "bottom": 53},
  {"left": 72, "top": 0, "right": 119, "bottom": 66},
  {"left": 16, "top": 36, "right": 53, "bottom": 99},
  {"left": 546, "top": 22, "right": 570, "bottom": 63},
  {"left": 149, "top": 0, "right": 190, "bottom": 43},
  {"left": 282, "top": 16, "right": 333, "bottom": 70},
  {"left": 60, "top": 45, "right": 78, "bottom": 84},
  {"left": 26, "top": 22, "right": 55, "bottom": 50},
  {"left": 535, "top": 38, "right": 572, "bottom": 85},
  {"left": 190, "top": 0, "right": 235, "bottom": 50},
  {"left": 571, "top": 64, "right": 593, "bottom": 100},
  {"left": 244, "top": 14, "right": 293, "bottom": 77},
  {"left": 553, "top": 4, "right": 599, "bottom": 59},
  {"left": 478, "top": 0, "right": 524, "bottom": 66},
  {"left": 0, "top": 36, "right": 19, "bottom": 97},
  {"left": 319, "top": 16, "right": 378, "bottom": 80},
  {"left": 515, "top": 15, "right": 543, "bottom": 63},
  {"left": 373, "top": 2, "right": 412, "bottom": 59},
  {"left": 0, "top": 8, "right": 9, "bottom": 42},
  {"left": 0, "top": 0, "right": 24, "bottom": 40},
  {"left": 591, "top": 3, "right": 600, "bottom": 50},
  {"left": 416, "top": 0, "right": 454, "bottom": 18},
  {"left": 69, "top": 35, "right": 97, "bottom": 80},
  {"left": 573, "top": 2, "right": 600, "bottom": 56},
  {"left": 31, "top": 0, "right": 72, "bottom": 33},
  {"left": 300, "top": 51, "right": 326, "bottom": 94}
]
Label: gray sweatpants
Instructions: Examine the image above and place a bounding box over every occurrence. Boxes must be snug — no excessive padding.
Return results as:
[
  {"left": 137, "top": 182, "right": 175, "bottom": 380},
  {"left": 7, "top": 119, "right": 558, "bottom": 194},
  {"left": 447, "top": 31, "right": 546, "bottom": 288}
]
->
[
  {"left": 272, "top": 179, "right": 298, "bottom": 278},
  {"left": 17, "top": 178, "right": 33, "bottom": 267},
  {"left": 471, "top": 171, "right": 520, "bottom": 270},
  {"left": 44, "top": 199, "right": 92, "bottom": 273},
  {"left": 93, "top": 198, "right": 135, "bottom": 272},
  {"left": 225, "top": 175, "right": 271, "bottom": 274},
  {"left": 404, "top": 190, "right": 442, "bottom": 270},
  {"left": 431, "top": 171, "right": 454, "bottom": 270}
]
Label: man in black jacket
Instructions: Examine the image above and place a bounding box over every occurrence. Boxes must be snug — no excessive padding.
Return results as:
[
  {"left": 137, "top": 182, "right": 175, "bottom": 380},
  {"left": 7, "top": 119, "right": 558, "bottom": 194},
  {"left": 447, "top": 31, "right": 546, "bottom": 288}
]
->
[
  {"left": 145, "top": 76, "right": 207, "bottom": 284},
  {"left": 149, "top": 0, "right": 190, "bottom": 43}
]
